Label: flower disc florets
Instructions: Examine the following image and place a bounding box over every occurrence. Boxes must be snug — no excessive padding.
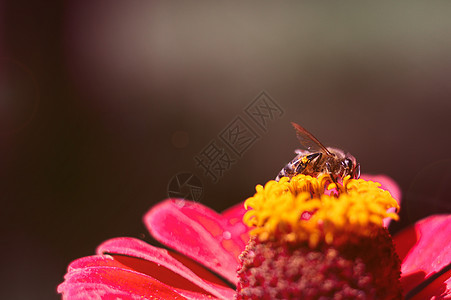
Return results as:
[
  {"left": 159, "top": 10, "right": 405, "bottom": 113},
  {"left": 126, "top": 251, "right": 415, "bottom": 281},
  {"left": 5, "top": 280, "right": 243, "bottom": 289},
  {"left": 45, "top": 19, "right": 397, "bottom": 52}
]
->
[{"left": 236, "top": 174, "right": 402, "bottom": 299}]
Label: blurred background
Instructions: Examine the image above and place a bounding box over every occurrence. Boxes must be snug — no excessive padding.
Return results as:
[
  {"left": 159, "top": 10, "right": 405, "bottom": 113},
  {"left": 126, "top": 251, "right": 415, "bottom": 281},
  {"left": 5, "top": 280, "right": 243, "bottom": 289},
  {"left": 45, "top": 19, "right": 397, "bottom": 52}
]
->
[{"left": 1, "top": 1, "right": 451, "bottom": 299}]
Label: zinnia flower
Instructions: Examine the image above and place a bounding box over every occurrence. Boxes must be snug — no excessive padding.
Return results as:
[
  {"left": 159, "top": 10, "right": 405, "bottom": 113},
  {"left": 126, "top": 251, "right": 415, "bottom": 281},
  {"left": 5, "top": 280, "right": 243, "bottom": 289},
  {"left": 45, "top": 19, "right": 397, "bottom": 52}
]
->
[{"left": 58, "top": 174, "right": 450, "bottom": 299}]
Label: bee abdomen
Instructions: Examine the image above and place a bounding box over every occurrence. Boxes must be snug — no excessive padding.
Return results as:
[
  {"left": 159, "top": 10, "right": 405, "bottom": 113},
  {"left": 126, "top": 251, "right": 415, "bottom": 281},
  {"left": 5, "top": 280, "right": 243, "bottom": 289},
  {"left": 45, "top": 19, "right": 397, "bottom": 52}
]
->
[{"left": 275, "top": 158, "right": 301, "bottom": 181}]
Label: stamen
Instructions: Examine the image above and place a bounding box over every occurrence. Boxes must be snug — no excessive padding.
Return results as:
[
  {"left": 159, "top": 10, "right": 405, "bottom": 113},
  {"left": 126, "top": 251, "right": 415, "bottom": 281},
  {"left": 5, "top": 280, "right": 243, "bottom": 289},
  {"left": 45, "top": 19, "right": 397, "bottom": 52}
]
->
[{"left": 243, "top": 174, "right": 399, "bottom": 247}]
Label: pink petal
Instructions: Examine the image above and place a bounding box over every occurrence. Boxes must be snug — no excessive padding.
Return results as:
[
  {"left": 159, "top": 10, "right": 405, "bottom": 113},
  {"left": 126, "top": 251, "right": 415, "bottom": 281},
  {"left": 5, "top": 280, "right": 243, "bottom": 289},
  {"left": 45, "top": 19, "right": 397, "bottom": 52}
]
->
[
  {"left": 394, "top": 214, "right": 451, "bottom": 298},
  {"left": 144, "top": 199, "right": 245, "bottom": 284},
  {"left": 97, "top": 237, "right": 235, "bottom": 300},
  {"left": 58, "top": 255, "right": 190, "bottom": 299},
  {"left": 221, "top": 201, "right": 250, "bottom": 245},
  {"left": 360, "top": 174, "right": 402, "bottom": 228},
  {"left": 60, "top": 254, "right": 229, "bottom": 299}
]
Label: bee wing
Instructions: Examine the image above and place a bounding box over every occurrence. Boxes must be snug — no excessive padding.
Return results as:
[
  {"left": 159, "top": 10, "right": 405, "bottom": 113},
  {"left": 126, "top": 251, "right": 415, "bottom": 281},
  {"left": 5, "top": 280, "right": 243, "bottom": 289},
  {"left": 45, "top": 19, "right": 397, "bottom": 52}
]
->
[{"left": 291, "top": 122, "right": 333, "bottom": 156}]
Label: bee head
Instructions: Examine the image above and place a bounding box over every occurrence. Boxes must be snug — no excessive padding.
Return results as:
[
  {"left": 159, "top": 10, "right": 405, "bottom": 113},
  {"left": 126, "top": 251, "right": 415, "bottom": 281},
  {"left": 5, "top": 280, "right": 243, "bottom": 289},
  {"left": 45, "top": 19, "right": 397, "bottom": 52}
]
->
[{"left": 341, "top": 157, "right": 360, "bottom": 179}]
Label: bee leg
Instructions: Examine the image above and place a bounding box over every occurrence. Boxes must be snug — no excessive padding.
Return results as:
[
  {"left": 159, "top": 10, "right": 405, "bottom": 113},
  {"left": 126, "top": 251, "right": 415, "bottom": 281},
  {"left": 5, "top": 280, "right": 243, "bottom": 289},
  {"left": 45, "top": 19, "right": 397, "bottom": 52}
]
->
[
  {"left": 325, "top": 161, "right": 332, "bottom": 173},
  {"left": 325, "top": 161, "right": 340, "bottom": 188}
]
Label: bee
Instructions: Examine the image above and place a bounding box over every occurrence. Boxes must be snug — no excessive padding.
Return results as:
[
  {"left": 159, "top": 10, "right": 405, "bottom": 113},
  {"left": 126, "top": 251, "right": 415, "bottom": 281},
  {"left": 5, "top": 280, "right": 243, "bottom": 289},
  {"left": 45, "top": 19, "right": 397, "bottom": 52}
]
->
[{"left": 276, "top": 122, "right": 360, "bottom": 182}]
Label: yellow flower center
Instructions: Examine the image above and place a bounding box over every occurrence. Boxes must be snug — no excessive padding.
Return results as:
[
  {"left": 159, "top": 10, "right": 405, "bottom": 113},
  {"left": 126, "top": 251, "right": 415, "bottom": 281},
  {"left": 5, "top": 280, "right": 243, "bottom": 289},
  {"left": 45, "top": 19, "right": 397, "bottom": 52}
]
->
[{"left": 243, "top": 174, "right": 399, "bottom": 248}]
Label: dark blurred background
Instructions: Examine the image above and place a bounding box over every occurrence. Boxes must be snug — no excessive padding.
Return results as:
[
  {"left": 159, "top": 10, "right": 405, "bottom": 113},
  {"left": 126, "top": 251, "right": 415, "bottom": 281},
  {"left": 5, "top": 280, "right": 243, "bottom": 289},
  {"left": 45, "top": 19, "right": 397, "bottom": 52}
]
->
[{"left": 1, "top": 2, "right": 451, "bottom": 299}]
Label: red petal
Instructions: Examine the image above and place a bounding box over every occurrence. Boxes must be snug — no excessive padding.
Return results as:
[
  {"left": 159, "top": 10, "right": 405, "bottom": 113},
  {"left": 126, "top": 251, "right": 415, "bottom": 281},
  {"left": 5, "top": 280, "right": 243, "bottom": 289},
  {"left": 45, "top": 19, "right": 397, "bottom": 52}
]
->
[
  {"left": 394, "top": 214, "right": 451, "bottom": 298},
  {"left": 144, "top": 199, "right": 245, "bottom": 284},
  {"left": 361, "top": 174, "right": 402, "bottom": 227},
  {"left": 406, "top": 269, "right": 451, "bottom": 300},
  {"left": 97, "top": 237, "right": 235, "bottom": 300},
  {"left": 58, "top": 255, "right": 189, "bottom": 299}
]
